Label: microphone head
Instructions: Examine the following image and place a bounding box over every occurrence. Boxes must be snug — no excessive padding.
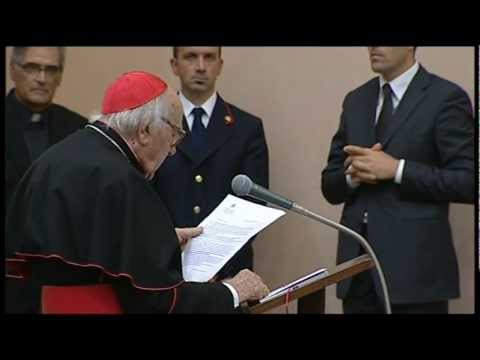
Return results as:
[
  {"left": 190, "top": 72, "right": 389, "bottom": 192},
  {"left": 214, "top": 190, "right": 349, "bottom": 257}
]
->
[{"left": 231, "top": 174, "right": 253, "bottom": 196}]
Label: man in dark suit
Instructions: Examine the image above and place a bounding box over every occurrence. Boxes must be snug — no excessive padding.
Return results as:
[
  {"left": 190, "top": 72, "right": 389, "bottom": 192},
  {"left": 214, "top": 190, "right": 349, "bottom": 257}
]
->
[
  {"left": 153, "top": 47, "right": 269, "bottom": 281},
  {"left": 321, "top": 47, "right": 474, "bottom": 314},
  {"left": 5, "top": 47, "right": 88, "bottom": 313}
]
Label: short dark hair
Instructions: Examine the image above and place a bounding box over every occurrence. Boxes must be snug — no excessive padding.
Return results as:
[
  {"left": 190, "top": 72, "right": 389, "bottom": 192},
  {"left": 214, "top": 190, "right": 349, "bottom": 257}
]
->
[
  {"left": 11, "top": 47, "right": 66, "bottom": 71},
  {"left": 173, "top": 46, "right": 222, "bottom": 58}
]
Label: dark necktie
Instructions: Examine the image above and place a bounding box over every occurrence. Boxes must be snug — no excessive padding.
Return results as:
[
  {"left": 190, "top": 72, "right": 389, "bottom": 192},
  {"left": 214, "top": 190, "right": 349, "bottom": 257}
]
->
[
  {"left": 376, "top": 83, "right": 394, "bottom": 143},
  {"left": 191, "top": 107, "right": 207, "bottom": 150}
]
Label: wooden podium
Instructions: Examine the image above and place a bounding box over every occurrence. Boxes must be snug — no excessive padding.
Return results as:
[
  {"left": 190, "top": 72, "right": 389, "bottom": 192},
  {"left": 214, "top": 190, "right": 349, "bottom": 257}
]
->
[{"left": 248, "top": 254, "right": 374, "bottom": 314}]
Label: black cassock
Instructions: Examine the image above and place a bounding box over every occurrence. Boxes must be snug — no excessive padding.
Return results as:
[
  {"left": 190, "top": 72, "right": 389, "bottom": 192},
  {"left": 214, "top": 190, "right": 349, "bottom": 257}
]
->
[{"left": 6, "top": 121, "right": 235, "bottom": 313}]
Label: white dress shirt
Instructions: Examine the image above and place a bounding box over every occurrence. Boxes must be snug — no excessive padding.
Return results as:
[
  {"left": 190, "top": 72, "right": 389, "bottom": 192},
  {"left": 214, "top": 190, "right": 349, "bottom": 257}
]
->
[
  {"left": 179, "top": 91, "right": 217, "bottom": 130},
  {"left": 222, "top": 282, "right": 240, "bottom": 308},
  {"left": 347, "top": 62, "right": 420, "bottom": 189}
]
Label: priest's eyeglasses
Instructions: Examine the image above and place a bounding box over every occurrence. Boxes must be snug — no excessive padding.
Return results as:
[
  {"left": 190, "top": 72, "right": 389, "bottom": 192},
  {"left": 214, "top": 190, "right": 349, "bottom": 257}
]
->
[{"left": 16, "top": 62, "right": 61, "bottom": 78}]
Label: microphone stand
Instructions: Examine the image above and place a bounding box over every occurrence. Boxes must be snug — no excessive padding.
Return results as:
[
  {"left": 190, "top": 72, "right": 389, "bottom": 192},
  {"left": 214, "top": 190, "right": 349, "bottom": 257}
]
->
[
  {"left": 289, "top": 203, "right": 391, "bottom": 314},
  {"left": 287, "top": 203, "right": 392, "bottom": 314},
  {"left": 232, "top": 173, "right": 392, "bottom": 314}
]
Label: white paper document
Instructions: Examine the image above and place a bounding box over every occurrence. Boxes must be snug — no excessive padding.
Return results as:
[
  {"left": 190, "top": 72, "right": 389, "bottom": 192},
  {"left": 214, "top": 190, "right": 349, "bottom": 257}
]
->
[
  {"left": 182, "top": 194, "right": 285, "bottom": 282},
  {"left": 259, "top": 267, "right": 329, "bottom": 303}
]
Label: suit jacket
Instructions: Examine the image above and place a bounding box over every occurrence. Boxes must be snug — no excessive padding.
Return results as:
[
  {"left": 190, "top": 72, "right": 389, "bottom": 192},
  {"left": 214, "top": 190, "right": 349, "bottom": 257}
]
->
[
  {"left": 153, "top": 94, "right": 269, "bottom": 279},
  {"left": 5, "top": 89, "right": 88, "bottom": 313},
  {"left": 321, "top": 66, "right": 474, "bottom": 303}
]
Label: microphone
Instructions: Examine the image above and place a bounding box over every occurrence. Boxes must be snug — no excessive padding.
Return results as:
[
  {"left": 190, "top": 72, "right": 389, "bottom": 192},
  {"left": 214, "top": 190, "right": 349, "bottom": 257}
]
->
[
  {"left": 231, "top": 174, "right": 392, "bottom": 314},
  {"left": 231, "top": 174, "right": 294, "bottom": 210}
]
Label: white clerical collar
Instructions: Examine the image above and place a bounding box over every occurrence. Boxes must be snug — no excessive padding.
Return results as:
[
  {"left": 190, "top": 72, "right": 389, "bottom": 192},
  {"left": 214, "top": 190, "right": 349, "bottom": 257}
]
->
[{"left": 31, "top": 113, "right": 42, "bottom": 123}]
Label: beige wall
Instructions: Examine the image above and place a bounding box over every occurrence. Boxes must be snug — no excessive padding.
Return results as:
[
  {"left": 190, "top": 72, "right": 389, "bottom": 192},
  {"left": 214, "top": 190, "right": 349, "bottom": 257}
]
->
[{"left": 5, "top": 46, "right": 475, "bottom": 313}]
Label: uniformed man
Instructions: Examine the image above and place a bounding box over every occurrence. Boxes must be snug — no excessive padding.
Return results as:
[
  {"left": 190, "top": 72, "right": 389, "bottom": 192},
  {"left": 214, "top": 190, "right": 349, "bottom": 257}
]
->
[{"left": 153, "top": 47, "right": 269, "bottom": 281}]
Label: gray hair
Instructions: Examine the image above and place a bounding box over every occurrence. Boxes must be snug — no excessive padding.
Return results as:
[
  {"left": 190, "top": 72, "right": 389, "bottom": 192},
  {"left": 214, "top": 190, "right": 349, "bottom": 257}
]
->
[
  {"left": 90, "top": 92, "right": 172, "bottom": 138},
  {"left": 10, "top": 47, "right": 66, "bottom": 71}
]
